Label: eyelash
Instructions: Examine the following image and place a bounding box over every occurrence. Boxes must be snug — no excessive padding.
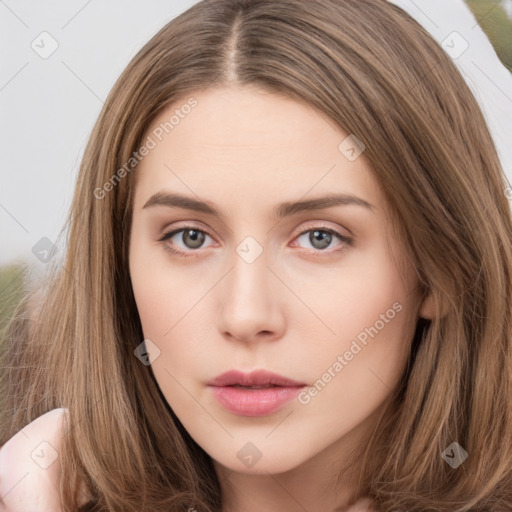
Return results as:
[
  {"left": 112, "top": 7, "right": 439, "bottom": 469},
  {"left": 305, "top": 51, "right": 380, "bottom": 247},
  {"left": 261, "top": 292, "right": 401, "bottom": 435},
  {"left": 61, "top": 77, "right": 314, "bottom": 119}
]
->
[{"left": 158, "top": 224, "right": 353, "bottom": 259}]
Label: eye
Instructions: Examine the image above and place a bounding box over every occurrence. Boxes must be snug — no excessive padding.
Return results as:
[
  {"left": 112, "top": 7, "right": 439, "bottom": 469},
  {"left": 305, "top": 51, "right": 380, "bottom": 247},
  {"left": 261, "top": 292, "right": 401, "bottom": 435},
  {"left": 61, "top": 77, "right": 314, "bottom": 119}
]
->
[
  {"left": 158, "top": 226, "right": 214, "bottom": 258},
  {"left": 293, "top": 226, "right": 353, "bottom": 253}
]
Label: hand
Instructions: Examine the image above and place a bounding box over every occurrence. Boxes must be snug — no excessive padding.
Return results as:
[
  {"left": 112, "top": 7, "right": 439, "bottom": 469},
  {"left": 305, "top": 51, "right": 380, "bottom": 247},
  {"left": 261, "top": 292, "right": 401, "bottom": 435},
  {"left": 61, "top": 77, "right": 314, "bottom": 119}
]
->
[{"left": 0, "top": 408, "right": 90, "bottom": 511}]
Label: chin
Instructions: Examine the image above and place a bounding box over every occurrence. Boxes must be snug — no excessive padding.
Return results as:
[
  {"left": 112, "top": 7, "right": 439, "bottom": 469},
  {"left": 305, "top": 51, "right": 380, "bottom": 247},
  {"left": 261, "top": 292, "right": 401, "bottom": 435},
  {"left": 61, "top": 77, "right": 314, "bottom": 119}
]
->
[{"left": 210, "top": 444, "right": 313, "bottom": 476}]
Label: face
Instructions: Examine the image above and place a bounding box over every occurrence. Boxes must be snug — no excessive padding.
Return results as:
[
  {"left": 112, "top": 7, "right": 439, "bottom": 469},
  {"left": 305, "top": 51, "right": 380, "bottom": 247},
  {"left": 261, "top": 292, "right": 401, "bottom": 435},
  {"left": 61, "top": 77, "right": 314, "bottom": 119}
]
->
[{"left": 129, "top": 85, "right": 429, "bottom": 477}]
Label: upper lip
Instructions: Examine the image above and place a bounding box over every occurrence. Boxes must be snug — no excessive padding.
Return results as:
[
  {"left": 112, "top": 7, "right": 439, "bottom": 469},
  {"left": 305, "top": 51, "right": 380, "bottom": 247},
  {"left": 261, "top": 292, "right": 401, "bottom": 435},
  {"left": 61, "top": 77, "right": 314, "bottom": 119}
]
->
[{"left": 207, "top": 369, "right": 307, "bottom": 387}]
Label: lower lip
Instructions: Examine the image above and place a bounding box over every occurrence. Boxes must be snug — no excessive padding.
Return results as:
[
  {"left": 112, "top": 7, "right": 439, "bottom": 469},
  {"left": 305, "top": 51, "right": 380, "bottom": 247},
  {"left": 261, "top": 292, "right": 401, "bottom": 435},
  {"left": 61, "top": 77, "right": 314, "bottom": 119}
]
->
[{"left": 209, "top": 385, "right": 305, "bottom": 417}]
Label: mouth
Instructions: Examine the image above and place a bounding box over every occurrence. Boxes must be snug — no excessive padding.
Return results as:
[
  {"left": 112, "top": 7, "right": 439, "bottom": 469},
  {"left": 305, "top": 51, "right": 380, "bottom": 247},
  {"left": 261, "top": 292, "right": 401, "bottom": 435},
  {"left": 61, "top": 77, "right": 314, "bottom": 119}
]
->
[
  {"left": 229, "top": 384, "right": 279, "bottom": 389},
  {"left": 207, "top": 369, "right": 307, "bottom": 417},
  {"left": 207, "top": 369, "right": 307, "bottom": 388}
]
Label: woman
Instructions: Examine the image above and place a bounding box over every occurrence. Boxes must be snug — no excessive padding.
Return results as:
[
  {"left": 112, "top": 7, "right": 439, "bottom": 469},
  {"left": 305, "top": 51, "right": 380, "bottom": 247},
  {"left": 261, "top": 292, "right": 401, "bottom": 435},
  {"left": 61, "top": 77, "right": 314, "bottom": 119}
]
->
[{"left": 1, "top": 0, "right": 511, "bottom": 510}]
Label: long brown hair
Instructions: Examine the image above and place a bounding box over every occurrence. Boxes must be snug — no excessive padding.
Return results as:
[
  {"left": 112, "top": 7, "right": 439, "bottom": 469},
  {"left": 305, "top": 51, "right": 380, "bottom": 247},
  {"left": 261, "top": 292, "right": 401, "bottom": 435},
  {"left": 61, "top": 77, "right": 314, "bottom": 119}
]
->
[{"left": 2, "top": 0, "right": 512, "bottom": 510}]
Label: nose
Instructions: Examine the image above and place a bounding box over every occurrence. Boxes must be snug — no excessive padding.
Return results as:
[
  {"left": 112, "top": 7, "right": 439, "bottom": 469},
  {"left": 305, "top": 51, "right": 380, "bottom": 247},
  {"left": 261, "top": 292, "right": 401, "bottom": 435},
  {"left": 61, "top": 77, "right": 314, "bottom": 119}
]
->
[{"left": 216, "top": 242, "right": 286, "bottom": 344}]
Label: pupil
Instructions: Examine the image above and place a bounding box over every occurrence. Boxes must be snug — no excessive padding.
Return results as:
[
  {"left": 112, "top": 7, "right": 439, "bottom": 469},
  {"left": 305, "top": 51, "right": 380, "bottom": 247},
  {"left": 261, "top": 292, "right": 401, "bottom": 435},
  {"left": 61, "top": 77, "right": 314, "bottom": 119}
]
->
[
  {"left": 310, "top": 230, "right": 331, "bottom": 249},
  {"left": 184, "top": 229, "right": 205, "bottom": 249}
]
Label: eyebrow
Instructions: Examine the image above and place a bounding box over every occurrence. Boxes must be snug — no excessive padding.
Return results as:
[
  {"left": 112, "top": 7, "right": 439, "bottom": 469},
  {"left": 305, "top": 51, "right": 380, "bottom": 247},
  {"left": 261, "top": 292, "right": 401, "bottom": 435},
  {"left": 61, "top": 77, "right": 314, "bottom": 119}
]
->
[{"left": 142, "top": 191, "right": 374, "bottom": 218}]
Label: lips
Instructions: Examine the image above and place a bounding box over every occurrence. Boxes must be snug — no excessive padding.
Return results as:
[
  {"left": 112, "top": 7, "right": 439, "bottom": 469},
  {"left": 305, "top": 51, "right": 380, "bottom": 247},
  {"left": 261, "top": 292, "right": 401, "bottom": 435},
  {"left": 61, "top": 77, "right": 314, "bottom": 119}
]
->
[
  {"left": 207, "top": 370, "right": 307, "bottom": 417},
  {"left": 207, "top": 369, "right": 306, "bottom": 388}
]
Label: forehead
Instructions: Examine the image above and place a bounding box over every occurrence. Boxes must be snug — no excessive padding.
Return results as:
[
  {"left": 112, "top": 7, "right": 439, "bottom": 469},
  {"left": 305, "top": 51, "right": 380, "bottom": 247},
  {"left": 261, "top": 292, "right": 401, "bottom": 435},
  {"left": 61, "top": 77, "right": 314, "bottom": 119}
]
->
[{"left": 134, "top": 86, "right": 383, "bottom": 214}]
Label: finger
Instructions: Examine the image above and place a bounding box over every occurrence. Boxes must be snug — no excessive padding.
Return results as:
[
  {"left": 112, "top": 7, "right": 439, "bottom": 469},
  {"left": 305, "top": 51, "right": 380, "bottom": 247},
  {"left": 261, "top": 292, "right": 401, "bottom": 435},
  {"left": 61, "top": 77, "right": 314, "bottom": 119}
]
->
[{"left": 0, "top": 408, "right": 67, "bottom": 511}]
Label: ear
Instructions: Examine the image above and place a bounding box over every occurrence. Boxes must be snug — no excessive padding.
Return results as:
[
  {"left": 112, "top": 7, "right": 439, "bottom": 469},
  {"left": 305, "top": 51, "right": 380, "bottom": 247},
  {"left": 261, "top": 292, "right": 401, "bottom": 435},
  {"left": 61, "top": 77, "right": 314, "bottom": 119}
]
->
[
  {"left": 418, "top": 290, "right": 449, "bottom": 320},
  {"left": 418, "top": 292, "right": 435, "bottom": 320}
]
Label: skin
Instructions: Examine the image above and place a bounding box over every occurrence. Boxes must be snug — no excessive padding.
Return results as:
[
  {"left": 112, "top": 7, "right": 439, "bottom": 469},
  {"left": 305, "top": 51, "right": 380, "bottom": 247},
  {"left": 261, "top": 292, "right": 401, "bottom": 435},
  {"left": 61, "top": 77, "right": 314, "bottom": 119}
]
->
[
  {"left": 0, "top": 409, "right": 91, "bottom": 511},
  {"left": 128, "top": 85, "right": 435, "bottom": 511}
]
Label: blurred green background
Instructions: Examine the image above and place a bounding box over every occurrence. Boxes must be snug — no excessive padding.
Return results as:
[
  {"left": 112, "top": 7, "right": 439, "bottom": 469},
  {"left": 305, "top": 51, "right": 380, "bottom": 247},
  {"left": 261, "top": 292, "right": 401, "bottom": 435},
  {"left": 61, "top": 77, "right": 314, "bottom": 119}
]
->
[
  {"left": 0, "top": 264, "right": 28, "bottom": 346},
  {"left": 466, "top": 0, "right": 512, "bottom": 71},
  {"left": 0, "top": 0, "right": 511, "bottom": 348}
]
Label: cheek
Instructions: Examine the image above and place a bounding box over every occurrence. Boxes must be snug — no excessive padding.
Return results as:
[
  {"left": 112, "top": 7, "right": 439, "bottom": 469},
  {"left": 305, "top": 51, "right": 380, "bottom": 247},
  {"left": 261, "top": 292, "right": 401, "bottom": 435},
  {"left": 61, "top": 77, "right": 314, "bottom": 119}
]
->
[
  {"left": 129, "top": 262, "right": 205, "bottom": 411},
  {"left": 131, "top": 272, "right": 199, "bottom": 365},
  {"left": 129, "top": 230, "right": 193, "bottom": 340},
  {"left": 297, "top": 243, "right": 416, "bottom": 387},
  {"left": 129, "top": 241, "right": 211, "bottom": 384},
  {"left": 294, "top": 273, "right": 415, "bottom": 440},
  {"left": 289, "top": 240, "right": 413, "bottom": 339}
]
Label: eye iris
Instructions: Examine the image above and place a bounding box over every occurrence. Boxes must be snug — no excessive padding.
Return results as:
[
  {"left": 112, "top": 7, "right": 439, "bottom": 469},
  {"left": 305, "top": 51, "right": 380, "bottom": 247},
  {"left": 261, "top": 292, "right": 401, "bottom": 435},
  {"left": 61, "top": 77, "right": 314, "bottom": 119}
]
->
[
  {"left": 183, "top": 229, "right": 205, "bottom": 249},
  {"left": 309, "top": 230, "right": 331, "bottom": 249}
]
